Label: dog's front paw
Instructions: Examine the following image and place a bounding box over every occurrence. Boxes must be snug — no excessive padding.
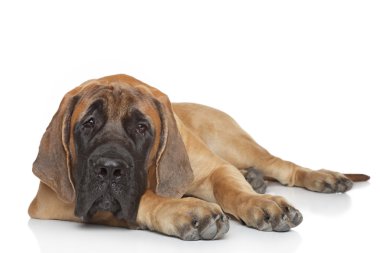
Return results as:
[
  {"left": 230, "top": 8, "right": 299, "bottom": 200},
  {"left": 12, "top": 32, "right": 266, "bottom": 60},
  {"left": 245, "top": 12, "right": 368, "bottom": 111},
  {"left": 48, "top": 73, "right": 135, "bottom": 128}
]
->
[
  {"left": 150, "top": 198, "right": 229, "bottom": 240},
  {"left": 236, "top": 194, "right": 303, "bottom": 232},
  {"left": 178, "top": 203, "right": 230, "bottom": 240},
  {"left": 302, "top": 169, "right": 353, "bottom": 193}
]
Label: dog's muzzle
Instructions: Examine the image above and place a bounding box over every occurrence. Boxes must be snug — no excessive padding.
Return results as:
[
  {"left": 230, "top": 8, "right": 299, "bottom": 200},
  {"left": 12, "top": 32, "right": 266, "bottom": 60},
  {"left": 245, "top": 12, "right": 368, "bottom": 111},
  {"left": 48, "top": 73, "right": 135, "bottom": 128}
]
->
[{"left": 74, "top": 144, "right": 143, "bottom": 222}]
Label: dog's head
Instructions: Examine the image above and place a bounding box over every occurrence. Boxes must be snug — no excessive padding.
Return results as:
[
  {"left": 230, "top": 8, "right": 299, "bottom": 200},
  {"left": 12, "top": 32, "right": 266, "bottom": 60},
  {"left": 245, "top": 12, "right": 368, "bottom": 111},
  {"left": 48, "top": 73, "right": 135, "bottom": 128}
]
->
[{"left": 32, "top": 75, "right": 193, "bottom": 224}]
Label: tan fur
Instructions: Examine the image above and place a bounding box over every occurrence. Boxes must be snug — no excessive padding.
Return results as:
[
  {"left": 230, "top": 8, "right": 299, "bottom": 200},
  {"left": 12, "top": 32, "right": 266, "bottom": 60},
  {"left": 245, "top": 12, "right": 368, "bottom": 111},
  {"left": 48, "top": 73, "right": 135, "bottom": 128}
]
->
[{"left": 29, "top": 74, "right": 368, "bottom": 240}]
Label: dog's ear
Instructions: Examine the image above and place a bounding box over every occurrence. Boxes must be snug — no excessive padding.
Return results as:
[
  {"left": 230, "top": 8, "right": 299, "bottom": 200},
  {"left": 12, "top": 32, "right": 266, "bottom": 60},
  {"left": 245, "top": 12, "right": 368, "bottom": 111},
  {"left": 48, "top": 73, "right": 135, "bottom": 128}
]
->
[
  {"left": 153, "top": 93, "right": 194, "bottom": 198},
  {"left": 32, "top": 87, "right": 82, "bottom": 203}
]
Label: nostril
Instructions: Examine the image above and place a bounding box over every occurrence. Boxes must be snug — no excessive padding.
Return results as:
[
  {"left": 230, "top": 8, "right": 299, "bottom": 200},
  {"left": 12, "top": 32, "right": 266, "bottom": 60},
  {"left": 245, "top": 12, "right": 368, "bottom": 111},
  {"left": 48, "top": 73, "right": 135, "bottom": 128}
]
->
[
  {"left": 95, "top": 167, "right": 108, "bottom": 177},
  {"left": 113, "top": 169, "right": 122, "bottom": 178},
  {"left": 100, "top": 168, "right": 107, "bottom": 177}
]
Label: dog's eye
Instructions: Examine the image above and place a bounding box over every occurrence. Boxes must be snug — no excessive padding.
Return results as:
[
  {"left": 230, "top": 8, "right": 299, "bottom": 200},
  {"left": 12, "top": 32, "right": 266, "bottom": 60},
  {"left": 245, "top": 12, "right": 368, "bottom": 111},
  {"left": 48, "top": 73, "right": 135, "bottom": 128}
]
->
[
  {"left": 136, "top": 123, "right": 148, "bottom": 135},
  {"left": 83, "top": 118, "right": 95, "bottom": 129}
]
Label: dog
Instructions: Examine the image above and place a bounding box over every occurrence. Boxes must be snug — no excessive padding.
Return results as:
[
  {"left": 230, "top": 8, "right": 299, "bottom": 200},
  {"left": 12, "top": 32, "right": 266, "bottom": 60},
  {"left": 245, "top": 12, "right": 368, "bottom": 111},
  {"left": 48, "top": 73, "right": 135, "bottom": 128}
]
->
[{"left": 28, "top": 74, "right": 369, "bottom": 240}]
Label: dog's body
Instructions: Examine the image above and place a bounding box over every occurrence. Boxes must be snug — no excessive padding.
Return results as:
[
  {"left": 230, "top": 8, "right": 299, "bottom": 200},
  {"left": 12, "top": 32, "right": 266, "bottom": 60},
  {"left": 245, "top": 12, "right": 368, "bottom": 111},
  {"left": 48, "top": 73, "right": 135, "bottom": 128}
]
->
[{"left": 29, "top": 74, "right": 369, "bottom": 240}]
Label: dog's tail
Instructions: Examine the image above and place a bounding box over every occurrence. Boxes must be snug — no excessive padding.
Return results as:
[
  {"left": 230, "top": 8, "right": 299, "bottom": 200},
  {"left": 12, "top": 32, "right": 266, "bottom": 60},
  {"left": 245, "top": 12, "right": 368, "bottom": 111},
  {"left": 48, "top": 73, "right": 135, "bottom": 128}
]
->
[{"left": 344, "top": 174, "right": 370, "bottom": 182}]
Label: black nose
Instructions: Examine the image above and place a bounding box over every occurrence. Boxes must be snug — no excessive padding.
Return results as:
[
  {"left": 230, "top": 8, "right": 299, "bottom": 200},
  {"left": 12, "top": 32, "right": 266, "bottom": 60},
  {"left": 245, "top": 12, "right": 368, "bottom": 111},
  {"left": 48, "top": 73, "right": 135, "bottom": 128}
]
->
[{"left": 94, "top": 158, "right": 127, "bottom": 180}]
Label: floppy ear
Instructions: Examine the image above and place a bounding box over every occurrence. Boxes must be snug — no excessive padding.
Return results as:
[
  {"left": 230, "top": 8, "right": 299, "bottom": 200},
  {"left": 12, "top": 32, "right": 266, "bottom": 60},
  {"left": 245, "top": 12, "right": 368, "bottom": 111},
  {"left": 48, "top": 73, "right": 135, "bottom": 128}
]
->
[
  {"left": 153, "top": 94, "right": 194, "bottom": 198},
  {"left": 32, "top": 89, "right": 81, "bottom": 203}
]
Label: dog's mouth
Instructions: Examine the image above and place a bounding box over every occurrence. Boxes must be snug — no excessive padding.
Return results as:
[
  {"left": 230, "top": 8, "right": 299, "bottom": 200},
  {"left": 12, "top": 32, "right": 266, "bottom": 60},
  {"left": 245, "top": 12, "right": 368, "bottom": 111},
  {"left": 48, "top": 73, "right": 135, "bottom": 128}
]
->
[{"left": 86, "top": 194, "right": 123, "bottom": 220}]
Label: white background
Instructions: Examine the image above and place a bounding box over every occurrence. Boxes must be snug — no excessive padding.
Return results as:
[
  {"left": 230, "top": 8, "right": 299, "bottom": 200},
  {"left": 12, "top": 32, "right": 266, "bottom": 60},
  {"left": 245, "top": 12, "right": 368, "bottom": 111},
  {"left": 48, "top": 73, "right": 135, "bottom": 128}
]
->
[{"left": 0, "top": 1, "right": 379, "bottom": 252}]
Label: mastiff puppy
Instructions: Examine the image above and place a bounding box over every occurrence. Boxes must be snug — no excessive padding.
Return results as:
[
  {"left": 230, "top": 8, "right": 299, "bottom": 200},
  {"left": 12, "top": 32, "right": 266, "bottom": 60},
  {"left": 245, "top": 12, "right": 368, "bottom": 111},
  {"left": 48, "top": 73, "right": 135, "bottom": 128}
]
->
[{"left": 29, "top": 74, "right": 369, "bottom": 240}]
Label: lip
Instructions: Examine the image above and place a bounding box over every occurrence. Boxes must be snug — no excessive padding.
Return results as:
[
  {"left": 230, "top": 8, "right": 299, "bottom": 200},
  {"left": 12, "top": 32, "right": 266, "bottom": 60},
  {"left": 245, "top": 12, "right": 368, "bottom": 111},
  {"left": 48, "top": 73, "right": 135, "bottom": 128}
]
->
[{"left": 85, "top": 195, "right": 122, "bottom": 220}]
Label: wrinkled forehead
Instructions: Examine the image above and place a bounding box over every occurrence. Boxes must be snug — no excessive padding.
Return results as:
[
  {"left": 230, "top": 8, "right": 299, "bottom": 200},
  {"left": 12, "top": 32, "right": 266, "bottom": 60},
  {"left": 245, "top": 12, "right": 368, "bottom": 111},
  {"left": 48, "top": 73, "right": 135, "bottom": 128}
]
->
[{"left": 72, "top": 80, "right": 159, "bottom": 123}]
